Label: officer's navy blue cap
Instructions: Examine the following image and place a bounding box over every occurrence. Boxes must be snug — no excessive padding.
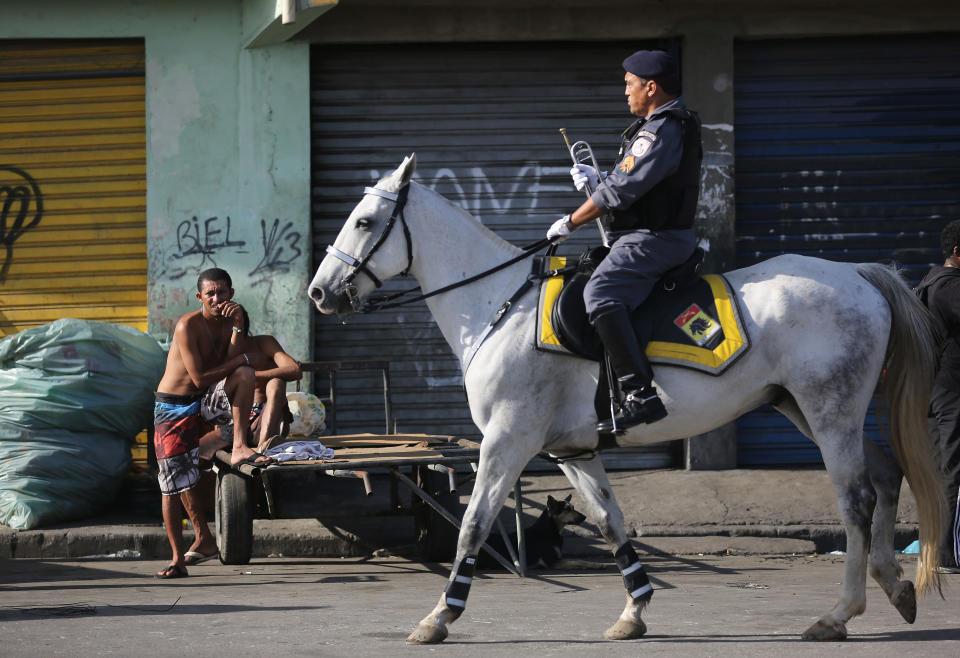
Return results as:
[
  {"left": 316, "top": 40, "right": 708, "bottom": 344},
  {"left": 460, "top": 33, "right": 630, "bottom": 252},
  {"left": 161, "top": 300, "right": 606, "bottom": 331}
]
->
[{"left": 622, "top": 50, "right": 677, "bottom": 79}]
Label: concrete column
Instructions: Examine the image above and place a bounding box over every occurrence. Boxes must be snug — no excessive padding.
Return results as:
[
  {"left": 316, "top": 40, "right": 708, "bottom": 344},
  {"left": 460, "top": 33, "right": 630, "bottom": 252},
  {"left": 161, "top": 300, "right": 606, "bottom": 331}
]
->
[
  {"left": 680, "top": 23, "right": 739, "bottom": 469},
  {"left": 236, "top": 41, "right": 313, "bottom": 358},
  {"left": 682, "top": 22, "right": 736, "bottom": 273}
]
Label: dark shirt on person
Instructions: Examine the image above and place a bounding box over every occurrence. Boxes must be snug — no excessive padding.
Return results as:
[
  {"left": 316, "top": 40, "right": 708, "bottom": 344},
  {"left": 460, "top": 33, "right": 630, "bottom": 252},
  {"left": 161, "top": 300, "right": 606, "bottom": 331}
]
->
[{"left": 920, "top": 265, "right": 960, "bottom": 387}]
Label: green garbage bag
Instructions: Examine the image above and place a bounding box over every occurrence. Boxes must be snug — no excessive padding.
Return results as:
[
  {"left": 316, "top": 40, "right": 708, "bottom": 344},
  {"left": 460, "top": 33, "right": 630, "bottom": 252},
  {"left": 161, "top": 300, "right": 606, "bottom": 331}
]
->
[{"left": 0, "top": 319, "right": 166, "bottom": 529}]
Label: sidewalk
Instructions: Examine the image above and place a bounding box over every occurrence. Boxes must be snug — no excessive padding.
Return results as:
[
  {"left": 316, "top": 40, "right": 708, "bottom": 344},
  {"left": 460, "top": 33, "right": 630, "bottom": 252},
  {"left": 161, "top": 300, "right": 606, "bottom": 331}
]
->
[{"left": 0, "top": 468, "right": 920, "bottom": 560}]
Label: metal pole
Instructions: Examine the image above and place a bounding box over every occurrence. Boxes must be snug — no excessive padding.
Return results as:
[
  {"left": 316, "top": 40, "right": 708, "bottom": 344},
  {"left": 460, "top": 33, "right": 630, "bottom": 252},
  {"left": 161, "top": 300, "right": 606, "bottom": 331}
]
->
[
  {"left": 513, "top": 482, "right": 526, "bottom": 577},
  {"left": 382, "top": 366, "right": 392, "bottom": 435},
  {"left": 427, "top": 463, "right": 458, "bottom": 494},
  {"left": 328, "top": 370, "right": 337, "bottom": 434},
  {"left": 281, "top": 0, "right": 296, "bottom": 24}
]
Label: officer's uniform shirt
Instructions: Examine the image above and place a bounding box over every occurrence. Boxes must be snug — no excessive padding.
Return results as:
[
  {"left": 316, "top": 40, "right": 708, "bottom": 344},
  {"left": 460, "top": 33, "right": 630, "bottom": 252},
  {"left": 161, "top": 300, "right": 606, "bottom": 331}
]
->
[
  {"left": 581, "top": 96, "right": 696, "bottom": 321},
  {"left": 590, "top": 96, "right": 687, "bottom": 224}
]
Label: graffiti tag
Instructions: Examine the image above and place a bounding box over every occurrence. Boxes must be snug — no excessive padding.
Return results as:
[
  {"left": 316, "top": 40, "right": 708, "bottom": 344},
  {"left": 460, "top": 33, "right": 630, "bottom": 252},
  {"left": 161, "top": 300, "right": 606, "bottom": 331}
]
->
[
  {"left": 0, "top": 166, "right": 43, "bottom": 283},
  {"left": 153, "top": 215, "right": 247, "bottom": 281},
  {"left": 250, "top": 218, "right": 302, "bottom": 278},
  {"left": 175, "top": 215, "right": 245, "bottom": 263},
  {"left": 367, "top": 162, "right": 569, "bottom": 221}
]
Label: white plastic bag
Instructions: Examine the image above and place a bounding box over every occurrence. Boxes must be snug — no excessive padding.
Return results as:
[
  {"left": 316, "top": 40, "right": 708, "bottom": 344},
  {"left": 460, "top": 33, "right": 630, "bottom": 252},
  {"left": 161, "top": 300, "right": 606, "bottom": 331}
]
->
[{"left": 285, "top": 391, "right": 326, "bottom": 436}]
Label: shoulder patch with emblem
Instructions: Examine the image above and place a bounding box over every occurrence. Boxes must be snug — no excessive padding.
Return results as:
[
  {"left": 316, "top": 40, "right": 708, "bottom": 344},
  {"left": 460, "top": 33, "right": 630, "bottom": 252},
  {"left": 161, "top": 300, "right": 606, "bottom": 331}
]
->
[
  {"left": 631, "top": 137, "right": 653, "bottom": 158},
  {"left": 618, "top": 155, "right": 637, "bottom": 174}
]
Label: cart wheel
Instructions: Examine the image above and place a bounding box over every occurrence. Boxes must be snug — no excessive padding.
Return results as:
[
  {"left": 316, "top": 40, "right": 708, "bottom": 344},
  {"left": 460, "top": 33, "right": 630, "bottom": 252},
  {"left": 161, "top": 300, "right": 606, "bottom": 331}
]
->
[
  {"left": 413, "top": 466, "right": 462, "bottom": 561},
  {"left": 216, "top": 468, "right": 254, "bottom": 565}
]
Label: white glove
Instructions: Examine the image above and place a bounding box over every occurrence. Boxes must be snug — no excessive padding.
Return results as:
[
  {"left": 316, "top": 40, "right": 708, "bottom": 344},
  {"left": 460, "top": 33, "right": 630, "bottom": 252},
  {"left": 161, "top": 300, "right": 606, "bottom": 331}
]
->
[
  {"left": 546, "top": 215, "right": 575, "bottom": 242},
  {"left": 570, "top": 164, "right": 605, "bottom": 192}
]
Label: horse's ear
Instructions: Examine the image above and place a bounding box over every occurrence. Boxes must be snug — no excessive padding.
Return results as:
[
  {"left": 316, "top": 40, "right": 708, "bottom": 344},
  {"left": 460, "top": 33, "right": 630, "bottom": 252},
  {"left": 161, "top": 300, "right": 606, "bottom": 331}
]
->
[
  {"left": 395, "top": 153, "right": 416, "bottom": 188},
  {"left": 381, "top": 153, "right": 416, "bottom": 192}
]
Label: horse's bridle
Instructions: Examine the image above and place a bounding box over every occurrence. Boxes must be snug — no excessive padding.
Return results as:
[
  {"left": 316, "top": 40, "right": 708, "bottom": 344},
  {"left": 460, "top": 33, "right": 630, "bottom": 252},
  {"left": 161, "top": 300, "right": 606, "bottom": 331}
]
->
[
  {"left": 326, "top": 182, "right": 553, "bottom": 315},
  {"left": 324, "top": 183, "right": 413, "bottom": 311}
]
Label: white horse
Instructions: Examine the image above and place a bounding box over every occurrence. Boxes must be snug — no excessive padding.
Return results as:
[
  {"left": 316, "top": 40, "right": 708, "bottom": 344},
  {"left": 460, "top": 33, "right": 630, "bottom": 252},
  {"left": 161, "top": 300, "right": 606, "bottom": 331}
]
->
[{"left": 308, "top": 155, "right": 944, "bottom": 643}]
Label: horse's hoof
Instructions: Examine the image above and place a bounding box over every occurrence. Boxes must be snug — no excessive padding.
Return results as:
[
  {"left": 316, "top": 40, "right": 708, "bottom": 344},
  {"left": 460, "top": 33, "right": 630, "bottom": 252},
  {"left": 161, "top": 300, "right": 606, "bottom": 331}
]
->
[
  {"left": 406, "top": 622, "right": 448, "bottom": 644},
  {"left": 604, "top": 619, "right": 647, "bottom": 640},
  {"left": 890, "top": 580, "right": 917, "bottom": 624},
  {"left": 801, "top": 618, "right": 847, "bottom": 641}
]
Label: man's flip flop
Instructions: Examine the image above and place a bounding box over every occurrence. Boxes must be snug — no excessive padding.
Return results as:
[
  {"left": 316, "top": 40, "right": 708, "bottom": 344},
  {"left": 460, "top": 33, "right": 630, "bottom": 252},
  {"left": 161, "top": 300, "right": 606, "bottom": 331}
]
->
[
  {"left": 231, "top": 452, "right": 276, "bottom": 469},
  {"left": 184, "top": 550, "right": 219, "bottom": 565},
  {"left": 155, "top": 564, "right": 188, "bottom": 579},
  {"left": 257, "top": 434, "right": 286, "bottom": 453}
]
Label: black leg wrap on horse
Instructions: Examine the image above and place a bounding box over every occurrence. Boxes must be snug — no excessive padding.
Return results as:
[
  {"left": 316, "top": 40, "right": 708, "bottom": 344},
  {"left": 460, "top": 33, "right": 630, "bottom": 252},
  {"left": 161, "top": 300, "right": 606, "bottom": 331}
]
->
[
  {"left": 444, "top": 555, "right": 478, "bottom": 616},
  {"left": 614, "top": 543, "right": 653, "bottom": 601}
]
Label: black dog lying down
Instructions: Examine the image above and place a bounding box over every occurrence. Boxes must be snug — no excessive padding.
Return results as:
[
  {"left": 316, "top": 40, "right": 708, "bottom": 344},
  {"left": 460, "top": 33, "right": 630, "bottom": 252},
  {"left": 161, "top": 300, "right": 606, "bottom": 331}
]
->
[{"left": 479, "top": 494, "right": 596, "bottom": 570}]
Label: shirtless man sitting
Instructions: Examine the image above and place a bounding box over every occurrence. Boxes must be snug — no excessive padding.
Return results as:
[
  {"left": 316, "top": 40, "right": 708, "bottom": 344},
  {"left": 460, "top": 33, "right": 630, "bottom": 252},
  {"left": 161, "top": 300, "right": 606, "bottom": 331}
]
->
[
  {"left": 197, "top": 307, "right": 302, "bottom": 464},
  {"left": 152, "top": 267, "right": 270, "bottom": 578}
]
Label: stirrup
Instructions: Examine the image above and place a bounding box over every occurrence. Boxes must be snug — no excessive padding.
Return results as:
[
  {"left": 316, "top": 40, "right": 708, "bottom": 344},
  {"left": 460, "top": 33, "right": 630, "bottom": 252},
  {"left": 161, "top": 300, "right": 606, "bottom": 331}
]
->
[{"left": 597, "top": 388, "right": 667, "bottom": 434}]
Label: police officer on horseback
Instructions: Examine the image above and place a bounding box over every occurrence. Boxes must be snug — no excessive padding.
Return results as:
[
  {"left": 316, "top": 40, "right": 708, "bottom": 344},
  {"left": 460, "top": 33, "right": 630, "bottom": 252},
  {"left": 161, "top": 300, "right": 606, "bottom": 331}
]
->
[{"left": 546, "top": 49, "right": 702, "bottom": 432}]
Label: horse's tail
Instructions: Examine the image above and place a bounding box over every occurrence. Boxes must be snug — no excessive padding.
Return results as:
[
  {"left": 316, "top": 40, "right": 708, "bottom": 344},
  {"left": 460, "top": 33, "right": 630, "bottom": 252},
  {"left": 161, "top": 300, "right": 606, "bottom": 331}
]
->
[{"left": 856, "top": 262, "right": 945, "bottom": 596}]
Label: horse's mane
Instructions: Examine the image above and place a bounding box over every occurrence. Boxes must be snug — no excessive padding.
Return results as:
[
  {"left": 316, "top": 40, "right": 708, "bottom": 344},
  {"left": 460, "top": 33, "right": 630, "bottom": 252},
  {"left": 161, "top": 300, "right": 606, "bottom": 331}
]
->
[
  {"left": 407, "top": 180, "right": 522, "bottom": 255},
  {"left": 373, "top": 158, "right": 522, "bottom": 256}
]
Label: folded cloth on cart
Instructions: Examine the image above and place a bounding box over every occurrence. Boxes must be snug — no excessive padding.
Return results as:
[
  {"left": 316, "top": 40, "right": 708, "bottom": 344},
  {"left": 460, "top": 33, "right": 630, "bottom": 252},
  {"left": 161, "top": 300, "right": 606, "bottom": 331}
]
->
[{"left": 263, "top": 440, "right": 334, "bottom": 462}]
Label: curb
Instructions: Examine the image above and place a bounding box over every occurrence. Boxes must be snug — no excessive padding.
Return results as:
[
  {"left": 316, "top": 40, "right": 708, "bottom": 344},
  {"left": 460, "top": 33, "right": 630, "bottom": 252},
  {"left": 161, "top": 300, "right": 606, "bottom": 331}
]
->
[{"left": 1, "top": 521, "right": 920, "bottom": 561}]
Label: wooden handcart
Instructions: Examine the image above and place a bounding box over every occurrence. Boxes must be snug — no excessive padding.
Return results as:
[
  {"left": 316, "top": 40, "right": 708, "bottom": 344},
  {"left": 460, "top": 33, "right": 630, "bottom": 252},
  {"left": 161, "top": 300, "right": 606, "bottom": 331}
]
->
[{"left": 212, "top": 360, "right": 529, "bottom": 575}]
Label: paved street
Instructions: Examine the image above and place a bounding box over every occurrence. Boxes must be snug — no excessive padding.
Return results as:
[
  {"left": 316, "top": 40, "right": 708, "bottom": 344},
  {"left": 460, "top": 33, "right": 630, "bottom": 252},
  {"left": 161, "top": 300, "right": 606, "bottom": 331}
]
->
[{"left": 1, "top": 553, "right": 958, "bottom": 657}]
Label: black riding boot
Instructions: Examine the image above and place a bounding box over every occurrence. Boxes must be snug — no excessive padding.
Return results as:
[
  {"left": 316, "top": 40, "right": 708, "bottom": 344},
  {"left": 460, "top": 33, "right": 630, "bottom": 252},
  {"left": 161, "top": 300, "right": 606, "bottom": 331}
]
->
[{"left": 594, "top": 307, "right": 667, "bottom": 433}]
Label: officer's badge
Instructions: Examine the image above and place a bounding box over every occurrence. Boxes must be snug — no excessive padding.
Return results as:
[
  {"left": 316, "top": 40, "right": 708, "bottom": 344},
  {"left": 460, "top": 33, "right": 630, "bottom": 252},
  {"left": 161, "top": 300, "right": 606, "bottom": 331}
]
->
[
  {"left": 674, "top": 303, "right": 723, "bottom": 349},
  {"left": 631, "top": 137, "right": 653, "bottom": 158},
  {"left": 618, "top": 155, "right": 636, "bottom": 173}
]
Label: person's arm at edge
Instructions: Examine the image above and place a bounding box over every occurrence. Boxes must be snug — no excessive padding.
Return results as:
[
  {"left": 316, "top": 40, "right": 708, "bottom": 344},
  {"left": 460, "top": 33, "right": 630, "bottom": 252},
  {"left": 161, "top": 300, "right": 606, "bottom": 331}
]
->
[
  {"left": 175, "top": 317, "right": 248, "bottom": 390},
  {"left": 253, "top": 335, "right": 302, "bottom": 386},
  {"left": 567, "top": 197, "right": 605, "bottom": 229},
  {"left": 223, "top": 302, "right": 246, "bottom": 359}
]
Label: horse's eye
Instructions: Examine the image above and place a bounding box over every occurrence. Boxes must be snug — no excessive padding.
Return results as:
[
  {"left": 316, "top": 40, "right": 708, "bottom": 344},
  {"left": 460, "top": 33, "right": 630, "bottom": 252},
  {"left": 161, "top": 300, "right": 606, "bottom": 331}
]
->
[{"left": 355, "top": 218, "right": 373, "bottom": 230}]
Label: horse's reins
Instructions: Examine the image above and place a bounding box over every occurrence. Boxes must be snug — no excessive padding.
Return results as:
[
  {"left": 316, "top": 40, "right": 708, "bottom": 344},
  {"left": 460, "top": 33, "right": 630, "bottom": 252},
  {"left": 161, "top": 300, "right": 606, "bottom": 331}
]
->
[
  {"left": 327, "top": 182, "right": 551, "bottom": 315},
  {"left": 363, "top": 238, "right": 552, "bottom": 314}
]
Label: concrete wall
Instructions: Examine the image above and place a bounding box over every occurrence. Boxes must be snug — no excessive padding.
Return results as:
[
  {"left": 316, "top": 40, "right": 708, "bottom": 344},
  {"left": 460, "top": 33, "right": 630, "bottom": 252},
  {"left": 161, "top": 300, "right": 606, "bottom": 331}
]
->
[{"left": 0, "top": 0, "right": 313, "bottom": 358}]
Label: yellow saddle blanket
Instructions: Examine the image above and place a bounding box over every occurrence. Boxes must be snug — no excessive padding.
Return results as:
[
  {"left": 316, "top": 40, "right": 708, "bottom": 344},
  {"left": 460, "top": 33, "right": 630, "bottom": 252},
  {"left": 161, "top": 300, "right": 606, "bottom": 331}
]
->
[{"left": 536, "top": 256, "right": 750, "bottom": 376}]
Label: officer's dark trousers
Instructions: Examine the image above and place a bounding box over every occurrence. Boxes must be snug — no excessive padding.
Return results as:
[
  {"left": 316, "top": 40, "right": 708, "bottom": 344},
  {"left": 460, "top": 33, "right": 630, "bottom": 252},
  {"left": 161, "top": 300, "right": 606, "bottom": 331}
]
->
[
  {"left": 584, "top": 228, "right": 696, "bottom": 322},
  {"left": 929, "top": 377, "right": 960, "bottom": 569}
]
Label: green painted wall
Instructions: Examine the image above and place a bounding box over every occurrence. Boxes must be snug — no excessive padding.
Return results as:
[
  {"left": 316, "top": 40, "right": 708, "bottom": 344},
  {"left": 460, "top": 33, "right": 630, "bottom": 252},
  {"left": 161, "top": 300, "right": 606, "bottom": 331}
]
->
[{"left": 0, "top": 0, "right": 313, "bottom": 360}]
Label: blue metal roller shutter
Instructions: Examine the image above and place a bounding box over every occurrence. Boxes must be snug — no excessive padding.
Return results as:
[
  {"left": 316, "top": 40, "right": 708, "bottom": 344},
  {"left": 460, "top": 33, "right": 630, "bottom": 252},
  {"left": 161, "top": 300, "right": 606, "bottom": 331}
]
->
[{"left": 733, "top": 33, "right": 960, "bottom": 465}]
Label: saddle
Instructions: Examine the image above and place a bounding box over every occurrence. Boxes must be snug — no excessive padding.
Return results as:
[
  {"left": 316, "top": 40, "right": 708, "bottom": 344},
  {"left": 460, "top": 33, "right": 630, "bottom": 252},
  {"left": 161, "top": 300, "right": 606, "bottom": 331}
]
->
[{"left": 535, "top": 246, "right": 750, "bottom": 376}]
